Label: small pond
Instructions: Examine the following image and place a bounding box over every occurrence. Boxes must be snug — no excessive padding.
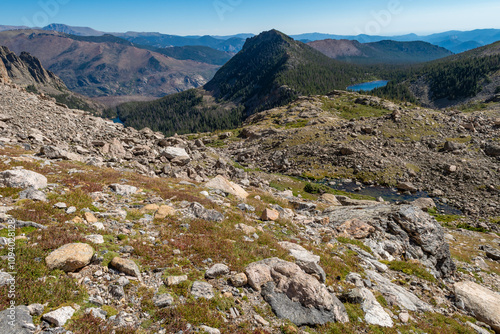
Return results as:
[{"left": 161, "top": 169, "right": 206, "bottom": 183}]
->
[
  {"left": 321, "top": 179, "right": 462, "bottom": 215},
  {"left": 347, "top": 80, "right": 389, "bottom": 92}
]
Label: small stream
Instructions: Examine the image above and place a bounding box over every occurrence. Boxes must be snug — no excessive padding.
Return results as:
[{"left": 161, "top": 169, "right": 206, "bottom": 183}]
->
[{"left": 320, "top": 179, "right": 463, "bottom": 215}]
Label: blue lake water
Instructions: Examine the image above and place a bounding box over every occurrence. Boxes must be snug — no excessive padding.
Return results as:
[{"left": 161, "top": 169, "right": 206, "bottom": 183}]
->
[
  {"left": 347, "top": 80, "right": 389, "bottom": 92},
  {"left": 112, "top": 117, "right": 124, "bottom": 124},
  {"left": 321, "top": 179, "right": 462, "bottom": 215}
]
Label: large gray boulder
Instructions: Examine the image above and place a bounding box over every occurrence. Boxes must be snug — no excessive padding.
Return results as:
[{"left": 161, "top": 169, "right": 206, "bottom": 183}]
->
[
  {"left": 454, "top": 281, "right": 500, "bottom": 333},
  {"left": 393, "top": 205, "right": 456, "bottom": 277},
  {"left": 42, "top": 306, "right": 75, "bottom": 327},
  {"left": 279, "top": 241, "right": 326, "bottom": 283},
  {"left": 0, "top": 306, "right": 34, "bottom": 334},
  {"left": 245, "top": 258, "right": 348, "bottom": 326},
  {"left": 0, "top": 169, "right": 47, "bottom": 189}
]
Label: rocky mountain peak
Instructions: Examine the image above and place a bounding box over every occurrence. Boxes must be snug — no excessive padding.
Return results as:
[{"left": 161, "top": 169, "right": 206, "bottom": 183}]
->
[{"left": 0, "top": 45, "right": 65, "bottom": 91}]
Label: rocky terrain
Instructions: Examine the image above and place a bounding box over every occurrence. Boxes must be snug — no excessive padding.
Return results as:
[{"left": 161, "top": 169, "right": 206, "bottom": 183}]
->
[{"left": 0, "top": 75, "right": 499, "bottom": 334}]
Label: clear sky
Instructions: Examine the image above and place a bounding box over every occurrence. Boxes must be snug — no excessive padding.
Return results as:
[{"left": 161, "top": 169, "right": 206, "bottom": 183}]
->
[{"left": 1, "top": 0, "right": 499, "bottom": 36}]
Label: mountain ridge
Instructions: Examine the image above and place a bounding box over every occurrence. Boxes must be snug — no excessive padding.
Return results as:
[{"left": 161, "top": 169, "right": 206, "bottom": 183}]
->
[
  {"left": 307, "top": 39, "right": 453, "bottom": 64},
  {"left": 2, "top": 23, "right": 499, "bottom": 53},
  {"left": 0, "top": 30, "right": 220, "bottom": 104}
]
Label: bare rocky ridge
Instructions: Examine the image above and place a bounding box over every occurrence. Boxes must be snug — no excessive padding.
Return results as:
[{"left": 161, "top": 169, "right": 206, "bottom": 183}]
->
[
  {"left": 0, "top": 82, "right": 498, "bottom": 333},
  {"left": 0, "top": 45, "right": 65, "bottom": 93}
]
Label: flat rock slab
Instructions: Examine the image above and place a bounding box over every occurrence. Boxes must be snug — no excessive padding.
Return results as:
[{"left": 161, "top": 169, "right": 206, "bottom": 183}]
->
[
  {"left": 110, "top": 257, "right": 141, "bottom": 278},
  {"left": 45, "top": 243, "right": 94, "bottom": 272},
  {"left": 0, "top": 169, "right": 47, "bottom": 189},
  {"left": 0, "top": 306, "right": 34, "bottom": 334},
  {"left": 359, "top": 288, "right": 393, "bottom": 327},
  {"left": 205, "top": 175, "right": 248, "bottom": 199},
  {"left": 42, "top": 306, "right": 75, "bottom": 327},
  {"left": 454, "top": 281, "right": 500, "bottom": 333},
  {"left": 366, "top": 270, "right": 432, "bottom": 312}
]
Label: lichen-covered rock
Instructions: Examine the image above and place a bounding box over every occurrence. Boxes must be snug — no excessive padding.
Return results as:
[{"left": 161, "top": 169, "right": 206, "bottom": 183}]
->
[
  {"left": 191, "top": 281, "right": 214, "bottom": 299},
  {"left": 205, "top": 263, "right": 230, "bottom": 279}
]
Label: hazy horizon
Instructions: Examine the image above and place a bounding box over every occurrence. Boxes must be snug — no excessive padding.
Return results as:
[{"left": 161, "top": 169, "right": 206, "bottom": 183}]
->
[{"left": 1, "top": 0, "right": 499, "bottom": 37}]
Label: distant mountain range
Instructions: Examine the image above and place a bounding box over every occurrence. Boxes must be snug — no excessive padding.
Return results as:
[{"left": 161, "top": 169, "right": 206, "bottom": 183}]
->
[
  {"left": 0, "top": 30, "right": 220, "bottom": 104},
  {"left": 1, "top": 24, "right": 499, "bottom": 54},
  {"left": 307, "top": 39, "right": 453, "bottom": 64},
  {"left": 291, "top": 29, "right": 500, "bottom": 54}
]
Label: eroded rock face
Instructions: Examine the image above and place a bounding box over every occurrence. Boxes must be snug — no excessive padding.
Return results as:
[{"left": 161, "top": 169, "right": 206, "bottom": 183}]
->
[
  {"left": 454, "top": 281, "right": 500, "bottom": 333},
  {"left": 45, "top": 243, "right": 94, "bottom": 272},
  {"left": 393, "top": 205, "right": 456, "bottom": 278},
  {"left": 245, "top": 258, "right": 348, "bottom": 326}
]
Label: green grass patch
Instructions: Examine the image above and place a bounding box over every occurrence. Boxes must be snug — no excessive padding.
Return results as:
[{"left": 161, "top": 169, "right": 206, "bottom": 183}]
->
[
  {"left": 382, "top": 260, "right": 436, "bottom": 282},
  {"left": 0, "top": 241, "right": 87, "bottom": 310},
  {"left": 336, "top": 237, "right": 373, "bottom": 254},
  {"left": 285, "top": 119, "right": 309, "bottom": 129}
]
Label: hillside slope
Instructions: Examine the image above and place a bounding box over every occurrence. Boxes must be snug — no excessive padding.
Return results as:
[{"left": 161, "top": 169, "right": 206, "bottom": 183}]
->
[
  {"left": 372, "top": 41, "right": 500, "bottom": 107},
  {"left": 0, "top": 30, "right": 220, "bottom": 102},
  {"left": 0, "top": 81, "right": 499, "bottom": 334},
  {"left": 308, "top": 39, "right": 453, "bottom": 64}
]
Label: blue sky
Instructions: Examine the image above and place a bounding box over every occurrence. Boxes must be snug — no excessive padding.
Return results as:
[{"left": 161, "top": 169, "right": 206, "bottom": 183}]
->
[{"left": 2, "top": 0, "right": 499, "bottom": 36}]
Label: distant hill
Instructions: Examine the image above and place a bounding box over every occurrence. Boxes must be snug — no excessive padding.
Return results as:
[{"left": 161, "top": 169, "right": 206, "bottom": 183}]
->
[
  {"left": 1, "top": 23, "right": 498, "bottom": 54},
  {"left": 204, "top": 30, "right": 369, "bottom": 115},
  {"left": 308, "top": 39, "right": 453, "bottom": 64},
  {"left": 0, "top": 30, "right": 220, "bottom": 103},
  {"left": 115, "top": 32, "right": 246, "bottom": 53},
  {"left": 372, "top": 41, "right": 500, "bottom": 107},
  {"left": 109, "top": 29, "right": 372, "bottom": 135},
  {"left": 292, "top": 29, "right": 500, "bottom": 53},
  {"left": 42, "top": 23, "right": 105, "bottom": 36}
]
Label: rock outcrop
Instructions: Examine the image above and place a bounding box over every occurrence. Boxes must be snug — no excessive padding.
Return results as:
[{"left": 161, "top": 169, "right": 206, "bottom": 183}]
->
[
  {"left": 454, "top": 281, "right": 500, "bottom": 333},
  {"left": 245, "top": 258, "right": 348, "bottom": 326}
]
